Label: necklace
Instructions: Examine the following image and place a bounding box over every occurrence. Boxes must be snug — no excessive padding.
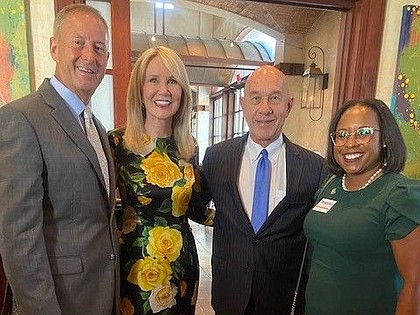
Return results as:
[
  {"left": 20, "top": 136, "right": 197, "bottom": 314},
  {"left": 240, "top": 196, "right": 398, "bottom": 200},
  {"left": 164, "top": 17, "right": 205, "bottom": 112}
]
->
[{"left": 342, "top": 168, "right": 383, "bottom": 191}]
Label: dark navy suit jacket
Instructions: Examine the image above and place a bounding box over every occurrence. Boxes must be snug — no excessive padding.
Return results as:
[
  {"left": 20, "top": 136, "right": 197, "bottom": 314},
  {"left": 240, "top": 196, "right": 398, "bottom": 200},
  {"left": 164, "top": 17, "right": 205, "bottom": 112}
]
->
[{"left": 195, "top": 133, "right": 327, "bottom": 315}]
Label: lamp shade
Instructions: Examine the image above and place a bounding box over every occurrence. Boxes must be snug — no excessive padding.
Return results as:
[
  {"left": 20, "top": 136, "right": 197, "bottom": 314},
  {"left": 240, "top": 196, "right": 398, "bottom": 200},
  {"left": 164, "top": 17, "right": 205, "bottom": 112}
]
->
[
  {"left": 300, "top": 46, "right": 329, "bottom": 121},
  {"left": 302, "top": 62, "right": 325, "bottom": 109}
]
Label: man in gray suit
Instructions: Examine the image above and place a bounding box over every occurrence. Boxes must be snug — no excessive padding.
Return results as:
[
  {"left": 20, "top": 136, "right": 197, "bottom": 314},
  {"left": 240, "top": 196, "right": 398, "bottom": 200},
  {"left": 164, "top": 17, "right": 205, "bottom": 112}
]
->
[
  {"left": 0, "top": 4, "right": 119, "bottom": 315},
  {"left": 197, "top": 66, "right": 327, "bottom": 314}
]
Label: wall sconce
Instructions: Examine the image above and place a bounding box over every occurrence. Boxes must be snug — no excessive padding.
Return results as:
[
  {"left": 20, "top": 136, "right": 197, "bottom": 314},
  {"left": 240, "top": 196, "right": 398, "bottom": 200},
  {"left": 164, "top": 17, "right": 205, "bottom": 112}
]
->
[{"left": 301, "top": 45, "right": 329, "bottom": 121}]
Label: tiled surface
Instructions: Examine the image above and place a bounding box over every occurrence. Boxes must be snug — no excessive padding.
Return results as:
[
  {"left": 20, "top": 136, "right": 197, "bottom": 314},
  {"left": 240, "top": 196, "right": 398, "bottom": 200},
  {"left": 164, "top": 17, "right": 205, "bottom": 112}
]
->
[{"left": 190, "top": 220, "right": 215, "bottom": 315}]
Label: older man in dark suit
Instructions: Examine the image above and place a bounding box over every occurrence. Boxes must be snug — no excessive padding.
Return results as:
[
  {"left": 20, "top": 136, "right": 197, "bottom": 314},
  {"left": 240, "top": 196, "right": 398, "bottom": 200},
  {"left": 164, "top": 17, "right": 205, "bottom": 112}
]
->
[
  {"left": 0, "top": 4, "right": 119, "bottom": 315},
  {"left": 198, "top": 65, "right": 327, "bottom": 314}
]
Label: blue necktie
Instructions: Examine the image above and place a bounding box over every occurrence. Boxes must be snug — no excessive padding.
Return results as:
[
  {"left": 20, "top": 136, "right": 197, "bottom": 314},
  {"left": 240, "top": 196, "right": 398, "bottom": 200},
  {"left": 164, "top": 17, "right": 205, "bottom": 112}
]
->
[{"left": 251, "top": 149, "right": 270, "bottom": 232}]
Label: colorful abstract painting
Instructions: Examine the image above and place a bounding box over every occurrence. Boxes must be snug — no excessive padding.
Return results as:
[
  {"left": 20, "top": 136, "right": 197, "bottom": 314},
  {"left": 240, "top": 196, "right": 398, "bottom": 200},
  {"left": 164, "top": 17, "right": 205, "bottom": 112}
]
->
[
  {"left": 391, "top": 5, "right": 420, "bottom": 179},
  {"left": 0, "top": 0, "right": 30, "bottom": 106}
]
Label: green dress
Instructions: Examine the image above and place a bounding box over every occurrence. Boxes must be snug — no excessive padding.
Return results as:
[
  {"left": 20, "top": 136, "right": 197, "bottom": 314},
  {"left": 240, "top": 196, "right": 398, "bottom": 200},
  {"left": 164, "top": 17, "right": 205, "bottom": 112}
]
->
[
  {"left": 109, "top": 129, "right": 200, "bottom": 315},
  {"left": 303, "top": 173, "right": 420, "bottom": 315}
]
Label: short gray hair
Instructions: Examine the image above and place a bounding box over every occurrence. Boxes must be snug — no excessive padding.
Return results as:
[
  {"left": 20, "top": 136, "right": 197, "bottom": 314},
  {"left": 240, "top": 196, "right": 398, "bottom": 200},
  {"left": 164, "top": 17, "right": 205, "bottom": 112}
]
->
[{"left": 53, "top": 4, "right": 108, "bottom": 41}]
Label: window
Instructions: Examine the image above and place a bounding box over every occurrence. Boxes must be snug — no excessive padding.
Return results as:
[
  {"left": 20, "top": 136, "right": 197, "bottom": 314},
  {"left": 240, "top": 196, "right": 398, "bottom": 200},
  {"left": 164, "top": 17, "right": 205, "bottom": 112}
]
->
[
  {"left": 191, "top": 111, "right": 197, "bottom": 138},
  {"left": 209, "top": 82, "right": 249, "bottom": 145},
  {"left": 211, "top": 96, "right": 224, "bottom": 144},
  {"left": 233, "top": 87, "right": 248, "bottom": 137}
]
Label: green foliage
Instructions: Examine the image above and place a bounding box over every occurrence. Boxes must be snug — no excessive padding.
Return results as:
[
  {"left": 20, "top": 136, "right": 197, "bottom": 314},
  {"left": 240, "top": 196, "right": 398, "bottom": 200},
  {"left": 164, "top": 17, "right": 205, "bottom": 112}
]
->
[
  {"left": 140, "top": 291, "right": 150, "bottom": 300},
  {"left": 154, "top": 216, "right": 169, "bottom": 227},
  {"left": 142, "top": 298, "right": 151, "bottom": 314},
  {"left": 175, "top": 177, "right": 186, "bottom": 186},
  {"left": 133, "top": 236, "right": 148, "bottom": 248},
  {"left": 170, "top": 260, "right": 185, "bottom": 280},
  {"left": 155, "top": 138, "right": 169, "bottom": 155},
  {"left": 158, "top": 198, "right": 172, "bottom": 213}
]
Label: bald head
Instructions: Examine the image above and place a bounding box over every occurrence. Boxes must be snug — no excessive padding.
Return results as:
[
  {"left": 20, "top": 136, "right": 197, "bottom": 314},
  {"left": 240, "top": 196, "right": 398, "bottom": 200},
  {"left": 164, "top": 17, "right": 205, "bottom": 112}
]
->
[
  {"left": 245, "top": 65, "right": 290, "bottom": 99},
  {"left": 241, "top": 65, "right": 293, "bottom": 147}
]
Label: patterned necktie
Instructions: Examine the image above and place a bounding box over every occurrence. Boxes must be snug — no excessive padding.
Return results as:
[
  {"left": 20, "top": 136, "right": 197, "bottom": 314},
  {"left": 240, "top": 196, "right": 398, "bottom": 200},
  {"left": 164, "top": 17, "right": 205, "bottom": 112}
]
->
[
  {"left": 84, "top": 104, "right": 110, "bottom": 196},
  {"left": 251, "top": 149, "right": 270, "bottom": 232}
]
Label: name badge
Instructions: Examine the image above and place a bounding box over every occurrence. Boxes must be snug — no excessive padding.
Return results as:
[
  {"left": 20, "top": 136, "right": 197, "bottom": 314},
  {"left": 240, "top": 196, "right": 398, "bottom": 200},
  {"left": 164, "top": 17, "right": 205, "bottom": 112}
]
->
[{"left": 313, "top": 198, "right": 337, "bottom": 213}]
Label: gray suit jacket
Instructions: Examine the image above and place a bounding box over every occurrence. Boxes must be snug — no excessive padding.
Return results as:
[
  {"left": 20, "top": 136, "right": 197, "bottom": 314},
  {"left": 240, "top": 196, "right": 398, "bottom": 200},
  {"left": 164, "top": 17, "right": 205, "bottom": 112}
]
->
[
  {"left": 0, "top": 79, "right": 119, "bottom": 315},
  {"left": 198, "top": 134, "right": 327, "bottom": 315}
]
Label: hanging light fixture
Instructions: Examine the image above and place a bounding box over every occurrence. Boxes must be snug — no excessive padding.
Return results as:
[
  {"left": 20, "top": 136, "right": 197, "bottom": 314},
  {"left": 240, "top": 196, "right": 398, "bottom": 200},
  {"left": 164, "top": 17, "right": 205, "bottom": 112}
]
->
[
  {"left": 150, "top": 0, "right": 158, "bottom": 43},
  {"left": 301, "top": 45, "right": 329, "bottom": 121},
  {"left": 149, "top": 1, "right": 170, "bottom": 44}
]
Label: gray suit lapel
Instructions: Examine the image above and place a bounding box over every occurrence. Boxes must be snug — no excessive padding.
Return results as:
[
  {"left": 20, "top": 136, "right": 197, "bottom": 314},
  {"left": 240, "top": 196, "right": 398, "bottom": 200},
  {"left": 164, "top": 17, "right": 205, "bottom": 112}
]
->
[{"left": 38, "top": 80, "right": 108, "bottom": 196}]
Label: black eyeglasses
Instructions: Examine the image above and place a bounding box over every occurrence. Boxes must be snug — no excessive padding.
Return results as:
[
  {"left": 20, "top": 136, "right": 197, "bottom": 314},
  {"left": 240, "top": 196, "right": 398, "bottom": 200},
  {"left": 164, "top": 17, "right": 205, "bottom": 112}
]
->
[{"left": 330, "top": 127, "right": 380, "bottom": 147}]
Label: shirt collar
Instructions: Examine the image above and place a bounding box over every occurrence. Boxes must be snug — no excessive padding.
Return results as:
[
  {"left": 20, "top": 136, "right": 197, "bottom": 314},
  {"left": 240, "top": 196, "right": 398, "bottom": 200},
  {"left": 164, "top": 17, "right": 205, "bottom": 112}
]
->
[
  {"left": 50, "top": 76, "right": 87, "bottom": 116},
  {"left": 246, "top": 133, "right": 284, "bottom": 163}
]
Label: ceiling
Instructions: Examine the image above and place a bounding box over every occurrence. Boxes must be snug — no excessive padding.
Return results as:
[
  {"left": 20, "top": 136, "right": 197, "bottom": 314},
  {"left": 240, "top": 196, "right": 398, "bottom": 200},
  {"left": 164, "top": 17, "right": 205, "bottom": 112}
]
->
[
  {"left": 184, "top": 0, "right": 326, "bottom": 35},
  {"left": 131, "top": 0, "right": 327, "bottom": 86}
]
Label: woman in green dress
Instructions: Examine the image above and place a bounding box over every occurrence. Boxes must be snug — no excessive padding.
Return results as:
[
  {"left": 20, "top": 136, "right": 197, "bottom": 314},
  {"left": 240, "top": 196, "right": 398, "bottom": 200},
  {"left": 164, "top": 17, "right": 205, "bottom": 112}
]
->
[
  {"left": 304, "top": 99, "right": 420, "bottom": 314},
  {"left": 109, "top": 46, "right": 207, "bottom": 315}
]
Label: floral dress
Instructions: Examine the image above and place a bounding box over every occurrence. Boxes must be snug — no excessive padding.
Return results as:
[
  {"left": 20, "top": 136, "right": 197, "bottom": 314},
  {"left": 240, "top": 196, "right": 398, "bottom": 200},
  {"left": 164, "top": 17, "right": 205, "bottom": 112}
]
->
[{"left": 109, "top": 129, "right": 200, "bottom": 315}]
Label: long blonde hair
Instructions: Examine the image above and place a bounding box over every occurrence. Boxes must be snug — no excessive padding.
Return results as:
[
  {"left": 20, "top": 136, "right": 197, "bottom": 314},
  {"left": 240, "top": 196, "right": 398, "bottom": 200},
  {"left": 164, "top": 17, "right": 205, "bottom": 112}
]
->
[{"left": 124, "top": 46, "right": 195, "bottom": 160}]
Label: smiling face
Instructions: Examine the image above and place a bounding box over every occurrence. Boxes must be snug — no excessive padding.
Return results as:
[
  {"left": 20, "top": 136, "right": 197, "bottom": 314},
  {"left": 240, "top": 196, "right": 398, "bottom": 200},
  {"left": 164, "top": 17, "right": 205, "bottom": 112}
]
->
[
  {"left": 142, "top": 56, "right": 182, "bottom": 135},
  {"left": 50, "top": 10, "right": 108, "bottom": 104},
  {"left": 241, "top": 66, "right": 293, "bottom": 147},
  {"left": 333, "top": 105, "right": 383, "bottom": 179}
]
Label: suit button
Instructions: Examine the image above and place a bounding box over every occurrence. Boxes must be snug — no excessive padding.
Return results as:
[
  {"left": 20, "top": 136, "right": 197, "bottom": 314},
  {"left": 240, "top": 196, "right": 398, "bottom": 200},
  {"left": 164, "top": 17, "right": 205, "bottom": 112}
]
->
[
  {"left": 247, "top": 267, "right": 252, "bottom": 273},
  {"left": 108, "top": 253, "right": 116, "bottom": 260}
]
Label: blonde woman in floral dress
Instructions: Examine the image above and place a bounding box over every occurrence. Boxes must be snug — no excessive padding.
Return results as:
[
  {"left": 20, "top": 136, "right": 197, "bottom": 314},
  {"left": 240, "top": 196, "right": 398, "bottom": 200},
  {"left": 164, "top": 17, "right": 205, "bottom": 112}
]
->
[{"left": 108, "top": 46, "right": 206, "bottom": 315}]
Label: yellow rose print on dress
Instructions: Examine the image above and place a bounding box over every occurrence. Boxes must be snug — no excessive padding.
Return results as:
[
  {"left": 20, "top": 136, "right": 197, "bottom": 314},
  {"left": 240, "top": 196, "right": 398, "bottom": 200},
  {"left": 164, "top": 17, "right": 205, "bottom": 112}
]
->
[
  {"left": 171, "top": 185, "right": 192, "bottom": 217},
  {"left": 183, "top": 163, "right": 195, "bottom": 186},
  {"left": 180, "top": 280, "right": 188, "bottom": 297},
  {"left": 122, "top": 206, "right": 141, "bottom": 234},
  {"left": 137, "top": 195, "right": 152, "bottom": 206},
  {"left": 146, "top": 226, "right": 183, "bottom": 262},
  {"left": 127, "top": 256, "right": 173, "bottom": 291},
  {"left": 108, "top": 131, "right": 201, "bottom": 314},
  {"left": 111, "top": 134, "right": 120, "bottom": 146},
  {"left": 148, "top": 282, "right": 178, "bottom": 313},
  {"left": 120, "top": 297, "right": 135, "bottom": 315},
  {"left": 140, "top": 151, "right": 183, "bottom": 188}
]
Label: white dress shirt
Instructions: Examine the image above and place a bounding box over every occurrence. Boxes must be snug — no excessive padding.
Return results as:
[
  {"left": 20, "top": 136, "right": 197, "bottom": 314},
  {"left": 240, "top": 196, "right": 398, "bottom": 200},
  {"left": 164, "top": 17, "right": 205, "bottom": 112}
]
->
[{"left": 238, "top": 134, "right": 287, "bottom": 221}]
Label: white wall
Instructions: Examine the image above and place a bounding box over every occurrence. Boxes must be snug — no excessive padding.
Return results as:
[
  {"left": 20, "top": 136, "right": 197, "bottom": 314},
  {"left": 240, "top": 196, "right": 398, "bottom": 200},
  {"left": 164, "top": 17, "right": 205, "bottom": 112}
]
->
[
  {"left": 283, "top": 11, "right": 341, "bottom": 156},
  {"left": 29, "top": 0, "right": 55, "bottom": 88}
]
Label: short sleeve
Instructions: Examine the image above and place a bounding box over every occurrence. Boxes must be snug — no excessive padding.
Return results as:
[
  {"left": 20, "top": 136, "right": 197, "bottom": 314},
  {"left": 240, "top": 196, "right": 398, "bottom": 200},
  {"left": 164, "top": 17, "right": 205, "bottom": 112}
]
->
[{"left": 384, "top": 178, "right": 420, "bottom": 240}]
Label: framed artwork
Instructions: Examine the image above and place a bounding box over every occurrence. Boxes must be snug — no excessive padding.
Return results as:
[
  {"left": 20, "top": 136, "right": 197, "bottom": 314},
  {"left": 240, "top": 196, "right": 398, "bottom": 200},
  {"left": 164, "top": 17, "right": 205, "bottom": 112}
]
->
[
  {"left": 0, "top": 0, "right": 31, "bottom": 106},
  {"left": 391, "top": 5, "right": 420, "bottom": 179}
]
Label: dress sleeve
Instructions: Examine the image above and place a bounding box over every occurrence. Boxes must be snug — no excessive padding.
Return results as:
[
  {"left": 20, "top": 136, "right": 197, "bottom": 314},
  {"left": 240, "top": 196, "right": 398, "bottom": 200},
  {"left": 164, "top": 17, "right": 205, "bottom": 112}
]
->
[{"left": 384, "top": 178, "right": 420, "bottom": 240}]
